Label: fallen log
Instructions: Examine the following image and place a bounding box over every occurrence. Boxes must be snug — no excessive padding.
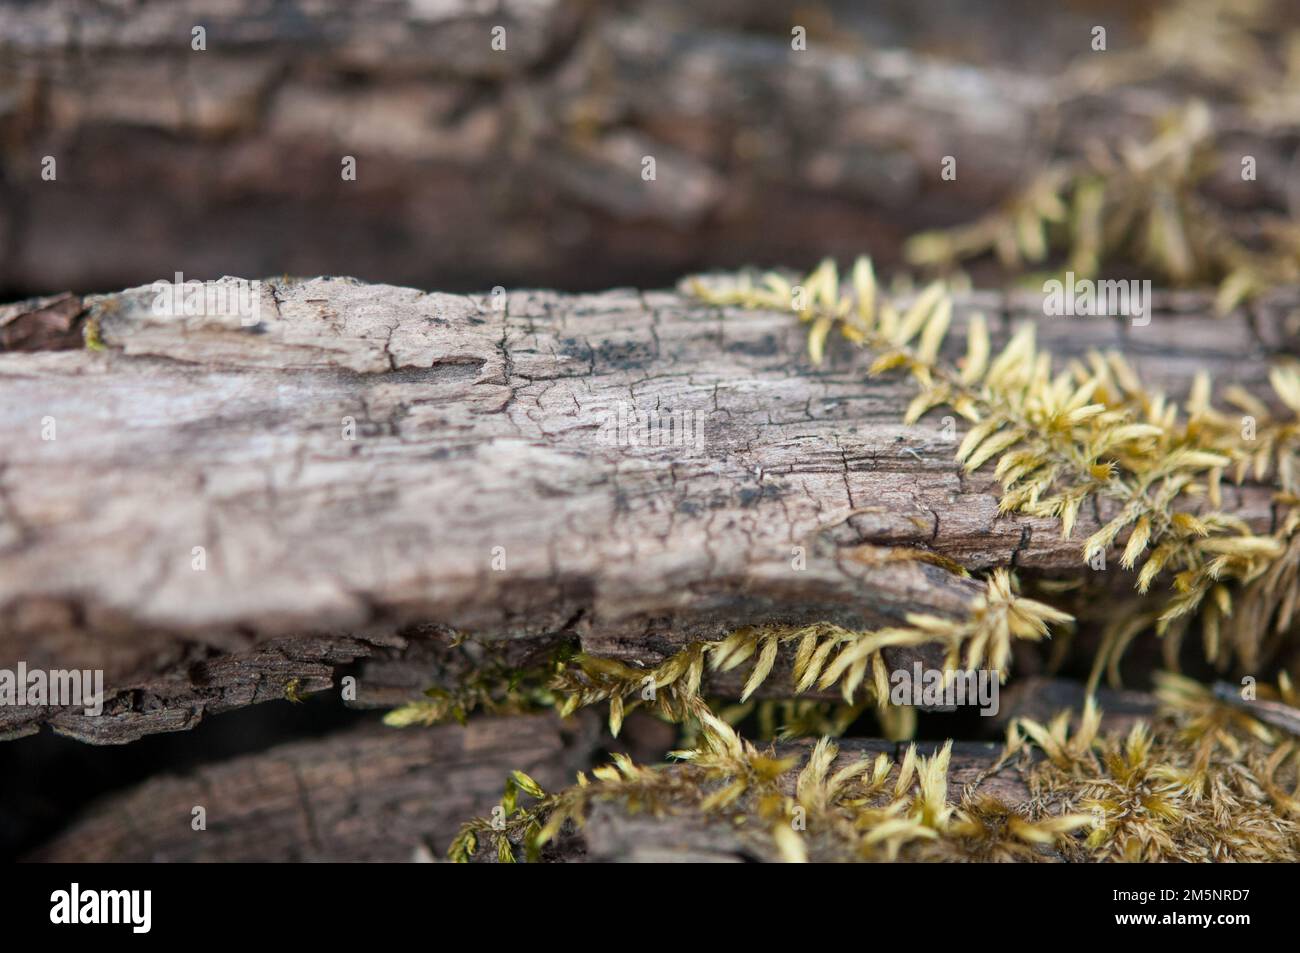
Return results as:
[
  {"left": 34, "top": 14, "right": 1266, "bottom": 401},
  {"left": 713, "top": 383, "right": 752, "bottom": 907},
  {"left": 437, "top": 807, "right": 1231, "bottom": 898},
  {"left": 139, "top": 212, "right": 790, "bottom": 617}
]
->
[
  {"left": 28, "top": 721, "right": 1019, "bottom": 862},
  {"left": 27, "top": 712, "right": 602, "bottom": 862},
  {"left": 2, "top": 1, "right": 1292, "bottom": 296},
  {"left": 0, "top": 278, "right": 1291, "bottom": 741},
  {"left": 26, "top": 676, "right": 1297, "bottom": 862}
]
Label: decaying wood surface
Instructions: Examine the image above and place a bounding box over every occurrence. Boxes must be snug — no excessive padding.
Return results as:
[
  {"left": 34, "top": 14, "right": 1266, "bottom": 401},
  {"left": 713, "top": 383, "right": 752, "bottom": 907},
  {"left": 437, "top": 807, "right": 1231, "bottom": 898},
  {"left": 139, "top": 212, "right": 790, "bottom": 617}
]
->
[
  {"left": 0, "top": 277, "right": 1291, "bottom": 742},
  {"left": 28, "top": 712, "right": 601, "bottom": 862},
  {"left": 21, "top": 679, "right": 1159, "bottom": 862},
  {"left": 27, "top": 731, "right": 1026, "bottom": 862},
  {"left": 1, "top": 0, "right": 1290, "bottom": 296}
]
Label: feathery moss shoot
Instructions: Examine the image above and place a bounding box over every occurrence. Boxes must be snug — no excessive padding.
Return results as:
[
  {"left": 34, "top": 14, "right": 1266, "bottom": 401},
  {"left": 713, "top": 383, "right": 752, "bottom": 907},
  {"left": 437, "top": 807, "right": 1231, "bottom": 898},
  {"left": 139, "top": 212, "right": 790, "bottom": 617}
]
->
[
  {"left": 691, "top": 256, "right": 1300, "bottom": 676},
  {"left": 430, "top": 246, "right": 1300, "bottom": 863},
  {"left": 451, "top": 676, "right": 1300, "bottom": 863}
]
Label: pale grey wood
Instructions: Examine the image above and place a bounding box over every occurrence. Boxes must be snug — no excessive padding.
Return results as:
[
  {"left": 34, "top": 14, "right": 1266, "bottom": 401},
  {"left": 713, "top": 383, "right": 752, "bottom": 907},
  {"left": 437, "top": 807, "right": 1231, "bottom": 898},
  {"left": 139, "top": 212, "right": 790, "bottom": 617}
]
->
[{"left": 0, "top": 278, "right": 1287, "bottom": 741}]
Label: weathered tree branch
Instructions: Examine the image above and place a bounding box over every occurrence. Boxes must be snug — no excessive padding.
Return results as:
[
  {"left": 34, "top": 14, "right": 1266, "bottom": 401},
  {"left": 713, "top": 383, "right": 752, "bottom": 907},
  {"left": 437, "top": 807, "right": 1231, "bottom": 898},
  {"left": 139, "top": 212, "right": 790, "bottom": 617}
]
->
[
  {"left": 0, "top": 278, "right": 1290, "bottom": 741},
  {"left": 2, "top": 1, "right": 1293, "bottom": 296},
  {"left": 19, "top": 677, "right": 1165, "bottom": 861},
  {"left": 27, "top": 712, "right": 601, "bottom": 862}
]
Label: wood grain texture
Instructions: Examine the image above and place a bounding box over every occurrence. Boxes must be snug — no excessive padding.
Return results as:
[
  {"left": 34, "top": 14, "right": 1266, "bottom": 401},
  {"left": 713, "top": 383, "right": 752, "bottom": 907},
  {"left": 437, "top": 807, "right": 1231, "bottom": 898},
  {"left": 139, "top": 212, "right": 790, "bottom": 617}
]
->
[
  {"left": 28, "top": 712, "right": 601, "bottom": 862},
  {"left": 30, "top": 728, "right": 1035, "bottom": 862},
  {"left": 0, "top": 278, "right": 1290, "bottom": 741}
]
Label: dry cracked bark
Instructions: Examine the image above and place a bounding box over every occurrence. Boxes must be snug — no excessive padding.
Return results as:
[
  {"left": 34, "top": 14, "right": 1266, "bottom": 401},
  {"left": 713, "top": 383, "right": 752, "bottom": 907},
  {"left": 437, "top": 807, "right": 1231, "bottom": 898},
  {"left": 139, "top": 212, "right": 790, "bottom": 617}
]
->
[
  {"left": 2, "top": 0, "right": 1295, "bottom": 296},
  {"left": 0, "top": 276, "right": 1293, "bottom": 743}
]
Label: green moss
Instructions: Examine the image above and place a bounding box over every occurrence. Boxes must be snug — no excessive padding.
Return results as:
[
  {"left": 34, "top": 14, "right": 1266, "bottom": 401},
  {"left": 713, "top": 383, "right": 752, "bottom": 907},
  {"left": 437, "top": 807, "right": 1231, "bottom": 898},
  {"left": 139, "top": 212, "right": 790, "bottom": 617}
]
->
[{"left": 83, "top": 314, "right": 105, "bottom": 351}]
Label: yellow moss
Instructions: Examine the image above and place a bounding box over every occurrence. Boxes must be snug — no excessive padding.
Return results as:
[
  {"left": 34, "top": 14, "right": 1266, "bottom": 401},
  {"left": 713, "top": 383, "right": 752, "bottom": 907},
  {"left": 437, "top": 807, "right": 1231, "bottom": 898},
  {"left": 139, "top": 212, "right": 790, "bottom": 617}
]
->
[
  {"left": 83, "top": 314, "right": 105, "bottom": 351},
  {"left": 544, "top": 570, "right": 1070, "bottom": 740},
  {"left": 691, "top": 256, "right": 1300, "bottom": 676},
  {"left": 1010, "top": 676, "right": 1300, "bottom": 862},
  {"left": 902, "top": 6, "right": 1300, "bottom": 309},
  {"left": 453, "top": 678, "right": 1300, "bottom": 863}
]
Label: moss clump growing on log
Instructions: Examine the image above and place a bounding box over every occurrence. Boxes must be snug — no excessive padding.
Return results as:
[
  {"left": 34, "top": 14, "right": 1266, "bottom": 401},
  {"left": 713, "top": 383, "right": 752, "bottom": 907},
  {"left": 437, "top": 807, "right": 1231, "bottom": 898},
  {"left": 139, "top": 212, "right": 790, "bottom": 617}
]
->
[
  {"left": 385, "top": 570, "right": 1069, "bottom": 744},
  {"left": 451, "top": 676, "right": 1300, "bottom": 863},
  {"left": 692, "top": 256, "right": 1300, "bottom": 676},
  {"left": 549, "top": 569, "right": 1068, "bottom": 733},
  {"left": 431, "top": 251, "right": 1300, "bottom": 862},
  {"left": 383, "top": 644, "right": 575, "bottom": 728},
  {"left": 904, "top": 102, "right": 1300, "bottom": 310}
]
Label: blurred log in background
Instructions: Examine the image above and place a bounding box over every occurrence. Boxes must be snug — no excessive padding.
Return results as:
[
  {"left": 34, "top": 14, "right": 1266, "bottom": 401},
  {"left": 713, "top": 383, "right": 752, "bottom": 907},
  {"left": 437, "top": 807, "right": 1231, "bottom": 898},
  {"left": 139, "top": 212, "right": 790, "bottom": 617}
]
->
[{"left": 7, "top": 0, "right": 1295, "bottom": 299}]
